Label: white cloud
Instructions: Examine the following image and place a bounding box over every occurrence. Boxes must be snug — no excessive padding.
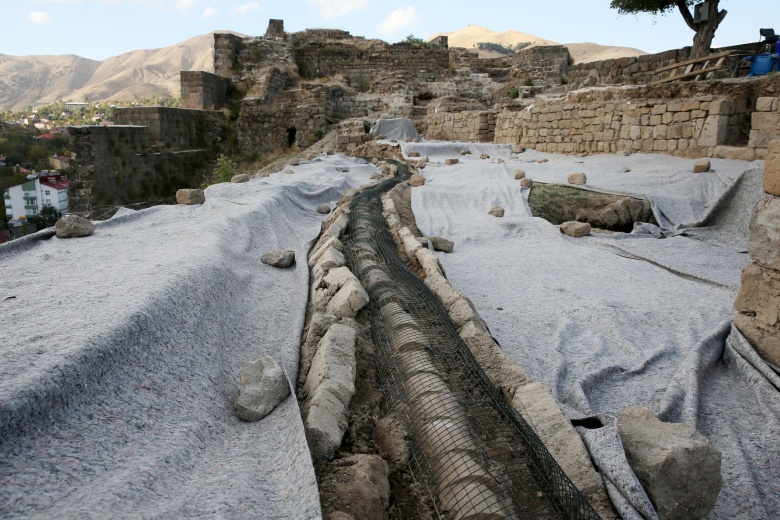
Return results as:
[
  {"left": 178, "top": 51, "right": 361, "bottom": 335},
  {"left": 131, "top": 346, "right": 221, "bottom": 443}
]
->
[
  {"left": 173, "top": 0, "right": 197, "bottom": 15},
  {"left": 230, "top": 2, "right": 262, "bottom": 15},
  {"left": 201, "top": 6, "right": 217, "bottom": 18},
  {"left": 377, "top": 6, "right": 418, "bottom": 36},
  {"left": 305, "top": 0, "right": 366, "bottom": 20},
  {"left": 28, "top": 11, "right": 53, "bottom": 24}
]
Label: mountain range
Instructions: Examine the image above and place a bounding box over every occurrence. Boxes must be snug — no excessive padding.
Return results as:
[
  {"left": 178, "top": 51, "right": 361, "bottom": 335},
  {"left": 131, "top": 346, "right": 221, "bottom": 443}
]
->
[{"left": 1, "top": 27, "right": 646, "bottom": 111}]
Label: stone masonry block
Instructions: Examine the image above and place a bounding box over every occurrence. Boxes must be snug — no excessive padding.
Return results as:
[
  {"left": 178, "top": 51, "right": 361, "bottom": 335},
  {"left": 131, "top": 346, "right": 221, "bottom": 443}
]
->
[
  {"left": 734, "top": 262, "right": 780, "bottom": 366},
  {"left": 765, "top": 140, "right": 780, "bottom": 196},
  {"left": 748, "top": 197, "right": 780, "bottom": 270}
]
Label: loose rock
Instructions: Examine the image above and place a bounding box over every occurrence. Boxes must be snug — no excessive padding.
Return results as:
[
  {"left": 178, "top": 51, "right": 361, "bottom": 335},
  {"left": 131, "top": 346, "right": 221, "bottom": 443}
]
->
[
  {"left": 235, "top": 356, "right": 291, "bottom": 422},
  {"left": 491, "top": 158, "right": 504, "bottom": 164},
  {"left": 176, "top": 188, "right": 205, "bottom": 205},
  {"left": 693, "top": 159, "right": 711, "bottom": 173},
  {"left": 407, "top": 151, "right": 420, "bottom": 158},
  {"left": 520, "top": 178, "right": 534, "bottom": 188},
  {"left": 512, "top": 145, "right": 526, "bottom": 153},
  {"left": 329, "top": 455, "right": 391, "bottom": 520},
  {"left": 568, "top": 173, "right": 587, "bottom": 185},
  {"left": 335, "top": 166, "right": 350, "bottom": 173},
  {"left": 282, "top": 169, "right": 294, "bottom": 175},
  {"left": 479, "top": 154, "right": 490, "bottom": 160},
  {"left": 431, "top": 236, "right": 454, "bottom": 253},
  {"left": 409, "top": 173, "right": 425, "bottom": 187},
  {"left": 55, "top": 215, "right": 95, "bottom": 239},
  {"left": 489, "top": 205, "right": 505, "bottom": 218},
  {"left": 317, "top": 204, "right": 332, "bottom": 215},
  {"left": 560, "top": 221, "right": 591, "bottom": 237},
  {"left": 619, "top": 406, "right": 722, "bottom": 520},
  {"left": 538, "top": 159, "right": 549, "bottom": 163},
  {"left": 460, "top": 149, "right": 471, "bottom": 155},
  {"left": 444, "top": 158, "right": 459, "bottom": 165},
  {"left": 617, "top": 150, "right": 631, "bottom": 156},
  {"left": 621, "top": 167, "right": 631, "bottom": 173},
  {"left": 231, "top": 174, "right": 250, "bottom": 183},
  {"left": 288, "top": 158, "right": 300, "bottom": 166},
  {"left": 514, "top": 170, "right": 526, "bottom": 180},
  {"left": 261, "top": 249, "right": 296, "bottom": 268}
]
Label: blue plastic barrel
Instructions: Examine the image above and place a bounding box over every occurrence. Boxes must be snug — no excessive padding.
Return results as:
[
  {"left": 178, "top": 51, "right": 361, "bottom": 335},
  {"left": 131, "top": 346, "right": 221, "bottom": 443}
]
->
[{"left": 745, "top": 53, "right": 780, "bottom": 76}]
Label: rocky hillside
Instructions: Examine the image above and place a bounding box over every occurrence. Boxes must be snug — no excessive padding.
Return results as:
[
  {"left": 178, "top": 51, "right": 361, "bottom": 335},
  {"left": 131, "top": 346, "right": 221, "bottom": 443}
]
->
[
  {"left": 429, "top": 24, "right": 646, "bottom": 63},
  {"left": 0, "top": 31, "right": 242, "bottom": 111}
]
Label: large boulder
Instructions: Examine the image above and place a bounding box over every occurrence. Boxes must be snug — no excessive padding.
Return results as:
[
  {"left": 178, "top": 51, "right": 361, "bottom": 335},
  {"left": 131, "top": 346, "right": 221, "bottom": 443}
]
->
[
  {"left": 560, "top": 221, "right": 591, "bottom": 237},
  {"left": 568, "top": 173, "right": 587, "bottom": 185},
  {"left": 618, "top": 406, "right": 722, "bottom": 520},
  {"left": 55, "top": 215, "right": 95, "bottom": 238},
  {"left": 431, "top": 236, "right": 454, "bottom": 253},
  {"left": 234, "top": 356, "right": 291, "bottom": 422}
]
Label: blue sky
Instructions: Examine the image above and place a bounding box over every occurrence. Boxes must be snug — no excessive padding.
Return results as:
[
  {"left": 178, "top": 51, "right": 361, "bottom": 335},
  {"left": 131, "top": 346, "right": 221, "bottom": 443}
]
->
[{"left": 3, "top": 0, "right": 774, "bottom": 61}]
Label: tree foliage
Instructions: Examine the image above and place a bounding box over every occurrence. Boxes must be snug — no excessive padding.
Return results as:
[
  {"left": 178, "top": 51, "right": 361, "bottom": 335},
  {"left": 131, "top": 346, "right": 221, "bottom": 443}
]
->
[{"left": 610, "top": 0, "right": 728, "bottom": 58}]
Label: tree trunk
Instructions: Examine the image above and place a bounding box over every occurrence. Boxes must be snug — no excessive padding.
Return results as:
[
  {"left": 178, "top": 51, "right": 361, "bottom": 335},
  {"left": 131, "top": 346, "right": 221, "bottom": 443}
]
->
[{"left": 676, "top": 0, "right": 728, "bottom": 59}]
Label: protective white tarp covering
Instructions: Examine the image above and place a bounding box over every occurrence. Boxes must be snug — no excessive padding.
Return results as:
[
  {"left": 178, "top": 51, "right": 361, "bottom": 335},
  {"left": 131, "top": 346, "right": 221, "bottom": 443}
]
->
[
  {"left": 408, "top": 143, "right": 780, "bottom": 520},
  {"left": 0, "top": 156, "right": 374, "bottom": 519},
  {"left": 370, "top": 118, "right": 420, "bottom": 141}
]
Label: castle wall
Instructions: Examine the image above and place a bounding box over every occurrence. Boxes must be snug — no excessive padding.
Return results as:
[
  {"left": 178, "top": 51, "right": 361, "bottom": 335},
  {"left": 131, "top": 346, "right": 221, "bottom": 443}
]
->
[
  {"left": 113, "top": 107, "right": 223, "bottom": 150},
  {"left": 180, "top": 71, "right": 229, "bottom": 110},
  {"left": 69, "top": 125, "right": 209, "bottom": 218},
  {"left": 492, "top": 83, "right": 780, "bottom": 159}
]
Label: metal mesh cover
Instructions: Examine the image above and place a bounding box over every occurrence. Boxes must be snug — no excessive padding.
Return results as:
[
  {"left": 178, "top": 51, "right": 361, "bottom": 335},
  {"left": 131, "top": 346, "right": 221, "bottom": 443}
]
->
[{"left": 344, "top": 164, "right": 602, "bottom": 519}]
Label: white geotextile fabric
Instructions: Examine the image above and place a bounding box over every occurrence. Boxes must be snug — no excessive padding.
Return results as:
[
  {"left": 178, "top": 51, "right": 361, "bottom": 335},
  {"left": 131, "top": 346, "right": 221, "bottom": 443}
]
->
[
  {"left": 370, "top": 118, "right": 420, "bottom": 141},
  {"left": 0, "top": 156, "right": 374, "bottom": 519},
  {"left": 409, "top": 145, "right": 780, "bottom": 520}
]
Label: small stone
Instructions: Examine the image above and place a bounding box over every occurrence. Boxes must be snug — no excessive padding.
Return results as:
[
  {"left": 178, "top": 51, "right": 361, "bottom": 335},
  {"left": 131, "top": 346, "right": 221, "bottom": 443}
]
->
[
  {"left": 408, "top": 151, "right": 420, "bottom": 158},
  {"left": 460, "top": 149, "right": 471, "bottom": 155},
  {"left": 375, "top": 134, "right": 385, "bottom": 140},
  {"left": 693, "top": 159, "right": 711, "bottom": 173},
  {"left": 288, "top": 158, "right": 300, "bottom": 166},
  {"left": 617, "top": 150, "right": 631, "bottom": 156},
  {"left": 231, "top": 174, "right": 250, "bottom": 183},
  {"left": 520, "top": 178, "right": 534, "bottom": 188},
  {"left": 619, "top": 406, "right": 722, "bottom": 520},
  {"left": 538, "top": 159, "right": 549, "bottom": 163},
  {"left": 409, "top": 174, "right": 425, "bottom": 187},
  {"left": 430, "top": 237, "right": 454, "bottom": 253},
  {"left": 282, "top": 169, "right": 295, "bottom": 175},
  {"left": 560, "top": 221, "right": 591, "bottom": 237},
  {"left": 55, "top": 215, "right": 95, "bottom": 238},
  {"left": 488, "top": 205, "right": 505, "bottom": 218},
  {"left": 261, "top": 249, "right": 296, "bottom": 268},
  {"left": 235, "top": 356, "right": 291, "bottom": 422},
  {"left": 568, "top": 173, "right": 587, "bottom": 185},
  {"left": 335, "top": 167, "right": 350, "bottom": 173},
  {"left": 621, "top": 167, "right": 631, "bottom": 173},
  {"left": 317, "top": 204, "right": 331, "bottom": 215},
  {"left": 176, "top": 188, "right": 205, "bottom": 205},
  {"left": 479, "top": 154, "right": 490, "bottom": 159},
  {"left": 444, "top": 158, "right": 459, "bottom": 165},
  {"left": 512, "top": 144, "right": 526, "bottom": 153},
  {"left": 514, "top": 170, "right": 526, "bottom": 180},
  {"left": 491, "top": 158, "right": 504, "bottom": 164}
]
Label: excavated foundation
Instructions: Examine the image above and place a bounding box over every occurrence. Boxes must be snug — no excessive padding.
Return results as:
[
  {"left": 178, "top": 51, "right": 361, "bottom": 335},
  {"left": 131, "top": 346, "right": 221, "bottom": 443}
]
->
[{"left": 343, "top": 164, "right": 601, "bottom": 519}]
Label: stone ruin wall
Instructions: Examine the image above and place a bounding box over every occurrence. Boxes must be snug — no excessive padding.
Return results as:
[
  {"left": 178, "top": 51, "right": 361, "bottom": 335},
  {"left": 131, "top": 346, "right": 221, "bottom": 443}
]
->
[
  {"left": 180, "top": 71, "right": 229, "bottom": 111},
  {"left": 69, "top": 107, "right": 223, "bottom": 217},
  {"left": 479, "top": 46, "right": 571, "bottom": 87},
  {"left": 734, "top": 140, "right": 780, "bottom": 367}
]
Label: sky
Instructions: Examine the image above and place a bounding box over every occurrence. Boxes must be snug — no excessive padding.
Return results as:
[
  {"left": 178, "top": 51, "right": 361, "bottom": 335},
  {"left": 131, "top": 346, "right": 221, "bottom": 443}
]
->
[{"left": 2, "top": 0, "right": 775, "bottom": 61}]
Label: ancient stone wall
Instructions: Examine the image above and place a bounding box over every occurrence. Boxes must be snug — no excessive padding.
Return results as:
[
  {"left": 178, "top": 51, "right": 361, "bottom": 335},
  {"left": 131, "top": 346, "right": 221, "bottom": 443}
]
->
[
  {"left": 69, "top": 125, "right": 208, "bottom": 218},
  {"left": 113, "top": 107, "right": 223, "bottom": 150},
  {"left": 293, "top": 40, "right": 449, "bottom": 86},
  {"left": 214, "top": 33, "right": 243, "bottom": 78},
  {"left": 491, "top": 82, "right": 780, "bottom": 159},
  {"left": 180, "top": 71, "right": 229, "bottom": 110},
  {"left": 481, "top": 46, "right": 571, "bottom": 87},
  {"left": 426, "top": 100, "right": 497, "bottom": 142},
  {"left": 734, "top": 139, "right": 780, "bottom": 366}
]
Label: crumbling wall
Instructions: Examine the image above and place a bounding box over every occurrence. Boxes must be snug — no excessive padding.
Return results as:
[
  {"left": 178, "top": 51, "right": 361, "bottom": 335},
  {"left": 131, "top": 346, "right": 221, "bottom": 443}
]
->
[
  {"left": 482, "top": 46, "right": 571, "bottom": 87},
  {"left": 214, "top": 33, "right": 243, "bottom": 78},
  {"left": 69, "top": 126, "right": 209, "bottom": 218},
  {"left": 113, "top": 107, "right": 223, "bottom": 150},
  {"left": 180, "top": 71, "right": 229, "bottom": 110},
  {"left": 426, "top": 99, "right": 497, "bottom": 142},
  {"left": 733, "top": 139, "right": 780, "bottom": 366}
]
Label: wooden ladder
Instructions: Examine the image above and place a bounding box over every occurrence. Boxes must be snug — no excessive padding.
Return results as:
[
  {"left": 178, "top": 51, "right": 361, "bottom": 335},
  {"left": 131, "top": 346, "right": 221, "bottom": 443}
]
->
[{"left": 652, "top": 51, "right": 733, "bottom": 84}]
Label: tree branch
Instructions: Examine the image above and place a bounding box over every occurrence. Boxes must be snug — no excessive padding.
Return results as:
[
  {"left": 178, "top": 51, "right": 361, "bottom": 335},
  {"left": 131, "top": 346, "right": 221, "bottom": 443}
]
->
[{"left": 675, "top": 0, "right": 697, "bottom": 31}]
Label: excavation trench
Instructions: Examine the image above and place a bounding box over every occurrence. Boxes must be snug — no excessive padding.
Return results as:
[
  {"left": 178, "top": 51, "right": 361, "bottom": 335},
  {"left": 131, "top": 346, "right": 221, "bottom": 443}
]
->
[{"left": 342, "top": 164, "right": 601, "bottom": 519}]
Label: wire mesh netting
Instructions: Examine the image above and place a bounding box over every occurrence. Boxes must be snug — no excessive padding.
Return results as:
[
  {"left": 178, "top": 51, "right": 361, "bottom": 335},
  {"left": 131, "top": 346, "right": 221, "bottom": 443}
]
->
[{"left": 344, "top": 164, "right": 602, "bottom": 519}]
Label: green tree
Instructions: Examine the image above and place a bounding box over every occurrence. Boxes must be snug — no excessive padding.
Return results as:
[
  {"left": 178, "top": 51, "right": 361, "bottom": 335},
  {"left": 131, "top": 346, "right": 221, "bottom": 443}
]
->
[
  {"left": 610, "top": 0, "right": 727, "bottom": 59},
  {"left": 212, "top": 154, "right": 238, "bottom": 184},
  {"left": 40, "top": 204, "right": 61, "bottom": 226}
]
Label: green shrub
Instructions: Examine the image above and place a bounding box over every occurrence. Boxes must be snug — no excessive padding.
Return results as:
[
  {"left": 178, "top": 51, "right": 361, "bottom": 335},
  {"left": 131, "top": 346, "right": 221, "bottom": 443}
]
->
[
  {"left": 508, "top": 88, "right": 520, "bottom": 99},
  {"left": 212, "top": 154, "right": 238, "bottom": 184}
]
